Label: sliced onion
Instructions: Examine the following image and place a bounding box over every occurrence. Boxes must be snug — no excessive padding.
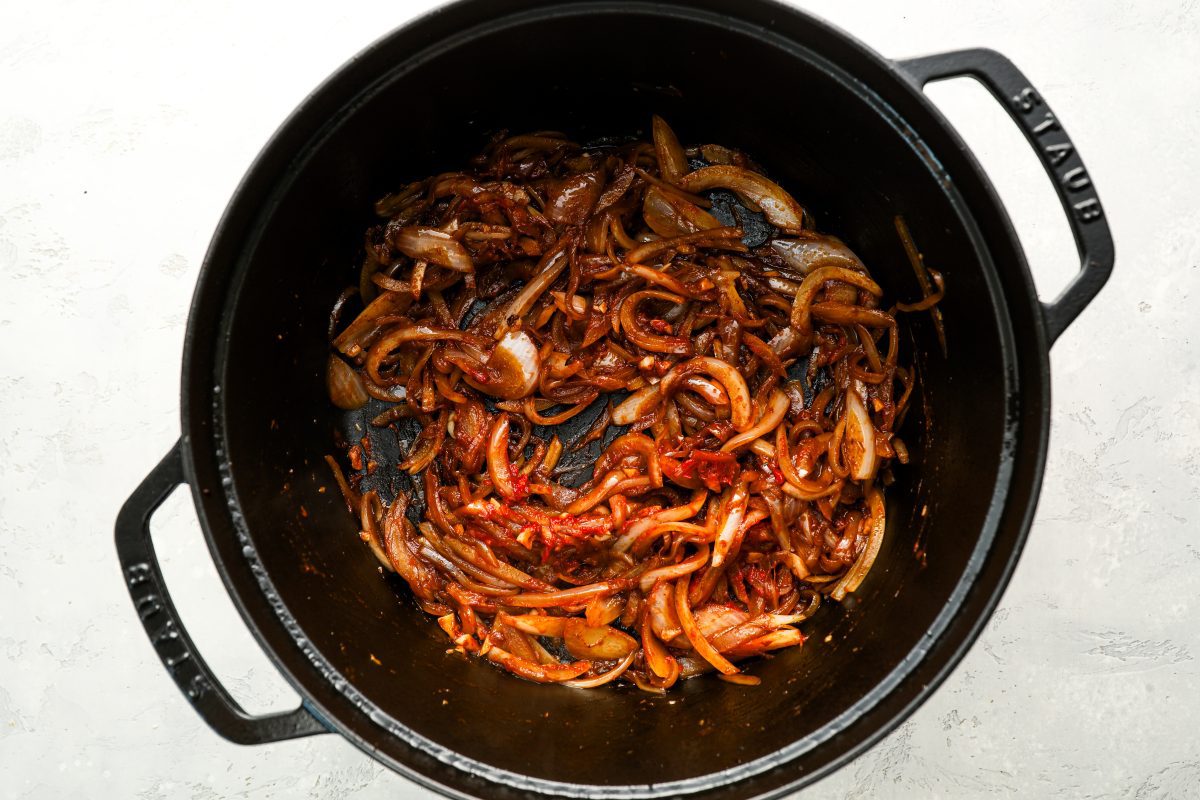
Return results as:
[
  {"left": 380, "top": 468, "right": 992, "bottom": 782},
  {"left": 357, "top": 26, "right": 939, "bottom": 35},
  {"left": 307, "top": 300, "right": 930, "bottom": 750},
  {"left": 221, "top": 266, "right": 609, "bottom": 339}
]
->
[
  {"left": 565, "top": 471, "right": 652, "bottom": 515},
  {"left": 327, "top": 354, "right": 369, "bottom": 410},
  {"left": 676, "top": 655, "right": 714, "bottom": 679},
  {"left": 612, "top": 384, "right": 661, "bottom": 426},
  {"left": 830, "top": 488, "right": 886, "bottom": 600},
  {"left": 442, "top": 538, "right": 550, "bottom": 591},
  {"left": 810, "top": 303, "right": 895, "bottom": 328},
  {"left": 841, "top": 385, "right": 877, "bottom": 481},
  {"left": 505, "top": 579, "right": 631, "bottom": 608},
  {"left": 324, "top": 454, "right": 360, "bottom": 514},
  {"left": 549, "top": 290, "right": 589, "bottom": 317},
  {"left": 679, "top": 375, "right": 728, "bottom": 407},
  {"left": 624, "top": 227, "right": 744, "bottom": 266},
  {"left": 466, "top": 330, "right": 541, "bottom": 400},
  {"left": 618, "top": 290, "right": 691, "bottom": 354},
  {"left": 627, "top": 521, "right": 712, "bottom": 556},
  {"left": 484, "top": 644, "right": 590, "bottom": 683},
  {"left": 332, "top": 290, "right": 413, "bottom": 357},
  {"left": 561, "top": 650, "right": 637, "bottom": 688},
  {"left": 585, "top": 593, "right": 625, "bottom": 627},
  {"left": 501, "top": 239, "right": 571, "bottom": 326},
  {"left": 639, "top": 544, "right": 711, "bottom": 592},
  {"left": 487, "top": 414, "right": 521, "bottom": 499},
  {"left": 718, "top": 673, "right": 762, "bottom": 686},
  {"left": 613, "top": 489, "right": 708, "bottom": 552},
  {"left": 436, "top": 613, "right": 477, "bottom": 652},
  {"left": 720, "top": 389, "right": 788, "bottom": 453},
  {"left": 640, "top": 611, "right": 679, "bottom": 681},
  {"left": 493, "top": 621, "right": 542, "bottom": 662},
  {"left": 390, "top": 226, "right": 474, "bottom": 272},
  {"left": 381, "top": 497, "right": 440, "bottom": 604},
  {"left": 364, "top": 325, "right": 478, "bottom": 387},
  {"left": 595, "top": 165, "right": 637, "bottom": 213},
  {"left": 693, "top": 605, "right": 752, "bottom": 642},
  {"left": 358, "top": 492, "right": 393, "bottom": 571},
  {"left": 698, "top": 143, "right": 736, "bottom": 165},
  {"left": 659, "top": 356, "right": 753, "bottom": 430},
  {"left": 563, "top": 618, "right": 638, "bottom": 660},
  {"left": 496, "top": 611, "right": 567, "bottom": 638},
  {"left": 790, "top": 265, "right": 884, "bottom": 344},
  {"left": 642, "top": 185, "right": 721, "bottom": 237},
  {"left": 781, "top": 552, "right": 810, "bottom": 580},
  {"left": 711, "top": 482, "right": 750, "bottom": 569},
  {"left": 708, "top": 615, "right": 787, "bottom": 654},
  {"left": 594, "top": 432, "right": 662, "bottom": 488},
  {"left": 652, "top": 115, "right": 688, "bottom": 185},
  {"left": 522, "top": 395, "right": 595, "bottom": 426},
  {"left": 646, "top": 580, "right": 683, "bottom": 642},
  {"left": 678, "top": 166, "right": 807, "bottom": 234},
  {"left": 780, "top": 479, "right": 844, "bottom": 503},
  {"left": 674, "top": 578, "right": 740, "bottom": 675},
  {"left": 544, "top": 170, "right": 603, "bottom": 225},
  {"left": 724, "top": 628, "right": 804, "bottom": 659},
  {"left": 423, "top": 544, "right": 516, "bottom": 596},
  {"left": 398, "top": 410, "right": 446, "bottom": 474},
  {"left": 770, "top": 235, "right": 864, "bottom": 275}
]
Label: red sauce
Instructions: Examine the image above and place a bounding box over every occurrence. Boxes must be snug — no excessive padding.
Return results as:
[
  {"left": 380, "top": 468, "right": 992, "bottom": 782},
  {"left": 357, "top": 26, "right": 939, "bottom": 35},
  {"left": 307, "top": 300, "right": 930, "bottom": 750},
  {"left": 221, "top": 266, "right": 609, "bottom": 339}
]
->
[
  {"left": 768, "top": 463, "right": 785, "bottom": 485},
  {"left": 506, "top": 463, "right": 531, "bottom": 501},
  {"left": 677, "top": 450, "right": 739, "bottom": 491},
  {"left": 469, "top": 499, "right": 611, "bottom": 554},
  {"left": 648, "top": 319, "right": 674, "bottom": 334}
]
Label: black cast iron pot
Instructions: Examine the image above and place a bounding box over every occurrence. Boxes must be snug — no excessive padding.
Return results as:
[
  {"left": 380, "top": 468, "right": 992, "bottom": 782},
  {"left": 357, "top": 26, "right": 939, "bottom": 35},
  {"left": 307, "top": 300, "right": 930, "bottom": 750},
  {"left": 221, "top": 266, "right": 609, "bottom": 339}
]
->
[{"left": 115, "top": 1, "right": 1113, "bottom": 797}]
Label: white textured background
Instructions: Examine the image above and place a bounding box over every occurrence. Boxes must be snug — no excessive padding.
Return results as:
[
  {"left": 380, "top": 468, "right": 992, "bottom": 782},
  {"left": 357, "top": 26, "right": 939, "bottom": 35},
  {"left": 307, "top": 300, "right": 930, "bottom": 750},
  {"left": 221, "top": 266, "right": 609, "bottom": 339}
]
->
[{"left": 2, "top": 1, "right": 1197, "bottom": 797}]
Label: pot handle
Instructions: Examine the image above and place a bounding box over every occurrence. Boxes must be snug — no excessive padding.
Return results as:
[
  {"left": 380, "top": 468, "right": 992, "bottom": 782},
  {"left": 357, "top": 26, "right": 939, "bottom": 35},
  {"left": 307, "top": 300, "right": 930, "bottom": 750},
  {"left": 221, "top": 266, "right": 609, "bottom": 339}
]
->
[
  {"left": 897, "top": 48, "right": 1114, "bottom": 346},
  {"left": 115, "top": 440, "right": 330, "bottom": 744}
]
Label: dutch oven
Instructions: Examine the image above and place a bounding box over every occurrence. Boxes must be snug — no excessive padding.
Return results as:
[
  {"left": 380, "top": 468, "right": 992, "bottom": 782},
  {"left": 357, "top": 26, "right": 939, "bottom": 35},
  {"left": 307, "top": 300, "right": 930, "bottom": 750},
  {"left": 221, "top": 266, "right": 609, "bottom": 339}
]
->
[{"left": 115, "top": 1, "right": 1113, "bottom": 797}]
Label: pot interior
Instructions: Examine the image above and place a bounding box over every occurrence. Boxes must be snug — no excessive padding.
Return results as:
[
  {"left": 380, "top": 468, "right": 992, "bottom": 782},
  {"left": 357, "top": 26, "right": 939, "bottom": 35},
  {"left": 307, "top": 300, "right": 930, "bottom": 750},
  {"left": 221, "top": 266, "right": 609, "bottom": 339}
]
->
[{"left": 215, "top": 3, "right": 1011, "bottom": 793}]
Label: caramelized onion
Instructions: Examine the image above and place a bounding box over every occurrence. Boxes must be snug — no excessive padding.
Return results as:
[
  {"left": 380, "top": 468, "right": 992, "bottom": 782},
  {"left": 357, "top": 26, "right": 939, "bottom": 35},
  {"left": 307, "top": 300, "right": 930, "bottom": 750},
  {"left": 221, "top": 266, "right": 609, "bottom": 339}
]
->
[
  {"left": 505, "top": 580, "right": 631, "bottom": 608},
  {"left": 563, "top": 618, "right": 638, "bottom": 660},
  {"left": 646, "top": 580, "right": 683, "bottom": 642},
  {"left": 501, "top": 240, "right": 571, "bottom": 327},
  {"left": 613, "top": 489, "right": 708, "bottom": 553},
  {"left": 652, "top": 115, "right": 688, "bottom": 185},
  {"left": 842, "top": 386, "right": 877, "bottom": 481},
  {"left": 639, "top": 544, "right": 711, "bottom": 592},
  {"left": 611, "top": 385, "right": 661, "bottom": 426},
  {"left": 642, "top": 186, "right": 720, "bottom": 237},
  {"left": 391, "top": 226, "right": 474, "bottom": 272},
  {"left": 711, "top": 482, "right": 750, "bottom": 569},
  {"left": 487, "top": 415, "right": 522, "bottom": 500},
  {"left": 675, "top": 579, "right": 740, "bottom": 675},
  {"left": 484, "top": 645, "right": 590, "bottom": 683},
  {"left": 466, "top": 330, "right": 541, "bottom": 400},
  {"left": 830, "top": 489, "right": 886, "bottom": 600},
  {"left": 720, "top": 389, "right": 788, "bottom": 453},
  {"left": 679, "top": 166, "right": 807, "bottom": 233},
  {"left": 327, "top": 354, "right": 369, "bottom": 410},
  {"left": 325, "top": 118, "right": 938, "bottom": 691},
  {"left": 496, "top": 612, "right": 567, "bottom": 638},
  {"left": 561, "top": 650, "right": 637, "bottom": 688},
  {"left": 619, "top": 290, "right": 691, "bottom": 354},
  {"left": 660, "top": 356, "right": 753, "bottom": 430},
  {"left": 545, "top": 171, "right": 603, "bottom": 225},
  {"left": 641, "top": 609, "right": 679, "bottom": 681},
  {"left": 770, "top": 235, "right": 864, "bottom": 274},
  {"left": 790, "top": 266, "right": 883, "bottom": 344},
  {"left": 624, "top": 227, "right": 744, "bottom": 266}
]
